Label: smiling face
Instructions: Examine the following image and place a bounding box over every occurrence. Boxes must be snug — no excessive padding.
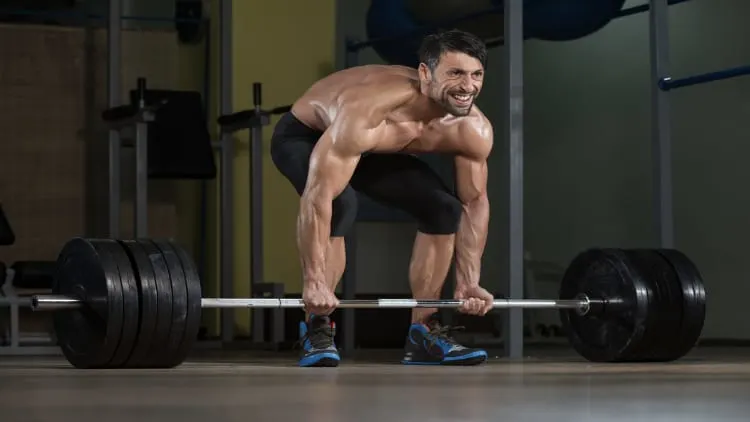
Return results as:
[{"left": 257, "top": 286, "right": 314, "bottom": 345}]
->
[
  {"left": 419, "top": 51, "right": 484, "bottom": 116},
  {"left": 417, "top": 30, "right": 488, "bottom": 117}
]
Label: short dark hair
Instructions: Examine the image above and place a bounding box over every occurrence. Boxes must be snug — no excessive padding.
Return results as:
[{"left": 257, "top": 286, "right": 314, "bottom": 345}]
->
[{"left": 418, "top": 29, "right": 488, "bottom": 73}]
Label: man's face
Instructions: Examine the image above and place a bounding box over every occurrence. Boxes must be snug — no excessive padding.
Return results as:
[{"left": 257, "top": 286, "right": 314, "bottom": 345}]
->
[{"left": 419, "top": 51, "right": 484, "bottom": 116}]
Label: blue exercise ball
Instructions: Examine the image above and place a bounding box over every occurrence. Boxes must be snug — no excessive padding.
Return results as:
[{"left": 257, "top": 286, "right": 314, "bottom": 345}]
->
[
  {"left": 406, "top": 0, "right": 504, "bottom": 41},
  {"left": 366, "top": 0, "right": 424, "bottom": 67},
  {"left": 491, "top": 0, "right": 626, "bottom": 41}
]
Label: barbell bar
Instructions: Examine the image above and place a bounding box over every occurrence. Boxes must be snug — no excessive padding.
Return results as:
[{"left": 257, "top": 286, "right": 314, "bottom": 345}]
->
[
  {"left": 26, "top": 238, "right": 707, "bottom": 369},
  {"left": 31, "top": 295, "right": 598, "bottom": 314}
]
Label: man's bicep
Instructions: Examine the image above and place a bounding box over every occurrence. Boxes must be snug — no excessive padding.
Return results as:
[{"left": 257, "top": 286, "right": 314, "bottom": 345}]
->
[
  {"left": 454, "top": 155, "right": 488, "bottom": 204},
  {"left": 455, "top": 120, "right": 492, "bottom": 204}
]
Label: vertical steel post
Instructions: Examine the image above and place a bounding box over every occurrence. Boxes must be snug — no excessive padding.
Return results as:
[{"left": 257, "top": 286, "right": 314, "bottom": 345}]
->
[
  {"left": 251, "top": 83, "right": 265, "bottom": 343},
  {"left": 504, "top": 0, "right": 524, "bottom": 359},
  {"left": 649, "top": 0, "right": 674, "bottom": 248},
  {"left": 341, "top": 37, "right": 358, "bottom": 355},
  {"left": 134, "top": 78, "right": 148, "bottom": 238},
  {"left": 107, "top": 0, "right": 122, "bottom": 238},
  {"left": 219, "top": 0, "right": 235, "bottom": 343}
]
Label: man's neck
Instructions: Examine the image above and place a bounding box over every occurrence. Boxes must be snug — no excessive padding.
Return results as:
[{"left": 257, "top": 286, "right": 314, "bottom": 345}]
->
[{"left": 406, "top": 82, "right": 446, "bottom": 123}]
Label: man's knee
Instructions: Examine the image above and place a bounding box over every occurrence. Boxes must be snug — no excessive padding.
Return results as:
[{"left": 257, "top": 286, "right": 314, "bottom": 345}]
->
[
  {"left": 417, "top": 193, "right": 463, "bottom": 235},
  {"left": 331, "top": 188, "right": 358, "bottom": 237}
]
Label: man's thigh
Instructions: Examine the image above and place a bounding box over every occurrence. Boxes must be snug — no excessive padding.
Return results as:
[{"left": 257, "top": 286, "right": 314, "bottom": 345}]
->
[{"left": 350, "top": 154, "right": 462, "bottom": 235}]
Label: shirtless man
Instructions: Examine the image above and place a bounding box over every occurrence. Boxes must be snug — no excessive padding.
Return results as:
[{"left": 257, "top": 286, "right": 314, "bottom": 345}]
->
[{"left": 270, "top": 29, "right": 495, "bottom": 367}]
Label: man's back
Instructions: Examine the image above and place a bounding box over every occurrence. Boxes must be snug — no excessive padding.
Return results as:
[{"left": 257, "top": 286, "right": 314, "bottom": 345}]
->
[{"left": 290, "top": 64, "right": 421, "bottom": 132}]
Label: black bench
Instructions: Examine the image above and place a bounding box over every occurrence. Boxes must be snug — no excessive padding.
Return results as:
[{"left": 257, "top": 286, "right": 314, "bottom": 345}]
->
[
  {"left": 0, "top": 204, "right": 55, "bottom": 289},
  {"left": 102, "top": 77, "right": 217, "bottom": 180},
  {"left": 10, "top": 261, "right": 55, "bottom": 290}
]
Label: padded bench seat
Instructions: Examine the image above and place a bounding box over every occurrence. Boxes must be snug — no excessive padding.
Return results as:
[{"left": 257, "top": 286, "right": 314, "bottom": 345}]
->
[{"left": 11, "top": 261, "right": 55, "bottom": 289}]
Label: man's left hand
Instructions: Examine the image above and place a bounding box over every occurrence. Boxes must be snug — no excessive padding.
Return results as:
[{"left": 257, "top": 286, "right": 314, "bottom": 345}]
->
[{"left": 454, "top": 285, "right": 494, "bottom": 316}]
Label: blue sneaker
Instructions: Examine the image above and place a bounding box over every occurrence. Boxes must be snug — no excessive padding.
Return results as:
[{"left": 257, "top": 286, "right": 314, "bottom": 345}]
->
[
  {"left": 298, "top": 315, "right": 340, "bottom": 367},
  {"left": 402, "top": 318, "right": 488, "bottom": 366}
]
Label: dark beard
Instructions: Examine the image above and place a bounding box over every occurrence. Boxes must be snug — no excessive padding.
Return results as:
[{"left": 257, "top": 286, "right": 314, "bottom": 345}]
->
[{"left": 442, "top": 97, "right": 473, "bottom": 116}]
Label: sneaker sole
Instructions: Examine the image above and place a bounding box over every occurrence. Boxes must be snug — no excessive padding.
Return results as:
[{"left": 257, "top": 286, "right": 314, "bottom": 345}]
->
[
  {"left": 401, "top": 351, "right": 488, "bottom": 366},
  {"left": 300, "top": 357, "right": 340, "bottom": 367},
  {"left": 299, "top": 352, "right": 341, "bottom": 367}
]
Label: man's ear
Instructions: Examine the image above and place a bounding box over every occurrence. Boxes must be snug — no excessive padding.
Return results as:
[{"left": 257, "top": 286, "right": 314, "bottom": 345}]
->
[{"left": 418, "top": 63, "right": 431, "bottom": 82}]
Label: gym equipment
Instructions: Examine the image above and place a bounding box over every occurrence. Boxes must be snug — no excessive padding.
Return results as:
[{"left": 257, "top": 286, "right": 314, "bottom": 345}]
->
[
  {"left": 26, "top": 237, "right": 705, "bottom": 368},
  {"left": 559, "top": 248, "right": 705, "bottom": 362},
  {"left": 175, "top": 0, "right": 207, "bottom": 44},
  {"left": 516, "top": 0, "right": 627, "bottom": 42},
  {"left": 356, "top": 0, "right": 686, "bottom": 67},
  {"left": 102, "top": 77, "right": 216, "bottom": 239},
  {"left": 216, "top": 83, "right": 290, "bottom": 348},
  {"left": 406, "top": 0, "right": 504, "bottom": 41},
  {"left": 46, "top": 238, "right": 201, "bottom": 368},
  {"left": 0, "top": 204, "right": 14, "bottom": 246},
  {"left": 365, "top": 0, "right": 425, "bottom": 67},
  {"left": 0, "top": 208, "right": 60, "bottom": 356},
  {"left": 659, "top": 64, "right": 750, "bottom": 91},
  {"left": 9, "top": 262, "right": 55, "bottom": 289},
  {"left": 406, "top": 0, "right": 626, "bottom": 43}
]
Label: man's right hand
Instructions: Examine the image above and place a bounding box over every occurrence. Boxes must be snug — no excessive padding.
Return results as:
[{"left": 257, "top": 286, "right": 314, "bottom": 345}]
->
[{"left": 303, "top": 282, "right": 339, "bottom": 316}]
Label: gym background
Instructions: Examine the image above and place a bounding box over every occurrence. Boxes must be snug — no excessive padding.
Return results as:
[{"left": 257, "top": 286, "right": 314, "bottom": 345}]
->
[{"left": 0, "top": 0, "right": 745, "bottom": 348}]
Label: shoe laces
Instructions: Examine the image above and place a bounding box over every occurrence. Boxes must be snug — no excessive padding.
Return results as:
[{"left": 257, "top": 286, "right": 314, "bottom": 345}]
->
[
  {"left": 425, "top": 323, "right": 465, "bottom": 348},
  {"left": 297, "top": 322, "right": 334, "bottom": 350}
]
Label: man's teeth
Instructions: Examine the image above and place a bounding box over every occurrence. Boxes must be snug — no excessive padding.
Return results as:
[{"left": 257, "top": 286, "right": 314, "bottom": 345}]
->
[{"left": 452, "top": 94, "right": 471, "bottom": 101}]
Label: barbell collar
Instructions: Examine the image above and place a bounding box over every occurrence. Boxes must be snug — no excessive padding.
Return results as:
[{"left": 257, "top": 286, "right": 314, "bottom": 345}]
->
[{"left": 30, "top": 294, "right": 597, "bottom": 315}]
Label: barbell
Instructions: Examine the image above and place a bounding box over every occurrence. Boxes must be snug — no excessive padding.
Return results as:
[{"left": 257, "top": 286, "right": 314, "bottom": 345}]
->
[{"left": 28, "top": 238, "right": 706, "bottom": 369}]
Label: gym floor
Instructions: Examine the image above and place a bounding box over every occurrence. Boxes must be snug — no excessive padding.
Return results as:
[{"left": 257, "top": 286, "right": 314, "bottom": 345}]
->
[{"left": 0, "top": 346, "right": 747, "bottom": 422}]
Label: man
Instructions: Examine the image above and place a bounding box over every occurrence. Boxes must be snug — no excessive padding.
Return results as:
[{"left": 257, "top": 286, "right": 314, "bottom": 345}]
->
[{"left": 270, "top": 29, "right": 495, "bottom": 367}]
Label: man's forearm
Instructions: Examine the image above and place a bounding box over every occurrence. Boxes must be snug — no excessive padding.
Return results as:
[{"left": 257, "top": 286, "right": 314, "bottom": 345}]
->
[
  {"left": 297, "top": 196, "right": 331, "bottom": 287},
  {"left": 454, "top": 195, "right": 490, "bottom": 288}
]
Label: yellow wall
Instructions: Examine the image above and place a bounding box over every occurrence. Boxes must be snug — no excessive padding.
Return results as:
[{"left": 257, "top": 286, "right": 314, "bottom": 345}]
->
[{"left": 203, "top": 0, "right": 337, "bottom": 336}]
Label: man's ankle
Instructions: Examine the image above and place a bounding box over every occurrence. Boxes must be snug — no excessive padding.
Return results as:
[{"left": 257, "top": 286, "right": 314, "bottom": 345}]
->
[
  {"left": 410, "top": 311, "right": 441, "bottom": 326},
  {"left": 411, "top": 308, "right": 439, "bottom": 324}
]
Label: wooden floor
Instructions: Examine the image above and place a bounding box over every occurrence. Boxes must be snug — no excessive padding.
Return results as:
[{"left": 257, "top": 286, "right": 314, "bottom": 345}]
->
[{"left": 0, "top": 346, "right": 748, "bottom": 422}]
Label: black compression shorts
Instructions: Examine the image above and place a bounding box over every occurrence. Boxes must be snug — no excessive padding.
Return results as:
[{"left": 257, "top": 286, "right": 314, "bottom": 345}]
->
[{"left": 270, "top": 112, "right": 462, "bottom": 237}]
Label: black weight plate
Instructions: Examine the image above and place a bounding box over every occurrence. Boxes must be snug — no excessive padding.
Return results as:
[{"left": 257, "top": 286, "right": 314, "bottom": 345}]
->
[
  {"left": 53, "top": 238, "right": 124, "bottom": 369},
  {"left": 119, "top": 240, "right": 159, "bottom": 368},
  {"left": 100, "top": 240, "right": 141, "bottom": 368},
  {"left": 138, "top": 239, "right": 175, "bottom": 368},
  {"left": 164, "top": 241, "right": 203, "bottom": 366},
  {"left": 559, "top": 248, "right": 651, "bottom": 362},
  {"left": 656, "top": 249, "right": 707, "bottom": 360},
  {"left": 150, "top": 240, "right": 189, "bottom": 368},
  {"left": 623, "top": 249, "right": 683, "bottom": 361}
]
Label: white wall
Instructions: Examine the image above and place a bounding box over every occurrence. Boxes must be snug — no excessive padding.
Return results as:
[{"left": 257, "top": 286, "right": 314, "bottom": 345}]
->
[{"left": 337, "top": 0, "right": 750, "bottom": 339}]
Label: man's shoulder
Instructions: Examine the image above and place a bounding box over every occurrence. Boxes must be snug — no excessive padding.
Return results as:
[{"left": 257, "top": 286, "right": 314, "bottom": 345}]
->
[
  {"left": 452, "top": 110, "right": 493, "bottom": 159},
  {"left": 458, "top": 109, "right": 493, "bottom": 141}
]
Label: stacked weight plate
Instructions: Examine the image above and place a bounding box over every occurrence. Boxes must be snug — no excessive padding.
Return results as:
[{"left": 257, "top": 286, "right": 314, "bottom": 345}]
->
[
  {"left": 559, "top": 247, "right": 707, "bottom": 362},
  {"left": 52, "top": 238, "right": 203, "bottom": 369}
]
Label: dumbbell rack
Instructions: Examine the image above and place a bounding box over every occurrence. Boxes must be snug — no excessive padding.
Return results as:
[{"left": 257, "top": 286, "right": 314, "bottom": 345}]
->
[
  {"left": 0, "top": 205, "right": 61, "bottom": 356},
  {"left": 0, "top": 273, "right": 61, "bottom": 356}
]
